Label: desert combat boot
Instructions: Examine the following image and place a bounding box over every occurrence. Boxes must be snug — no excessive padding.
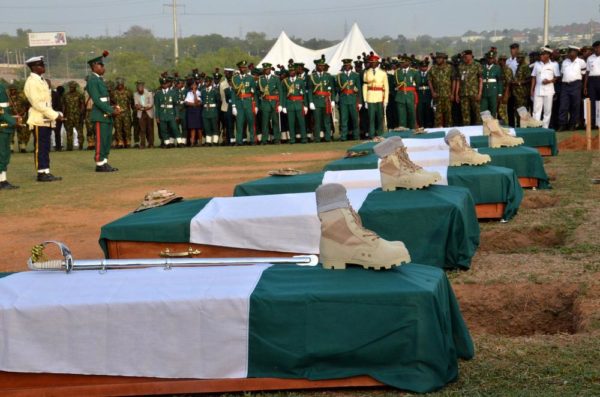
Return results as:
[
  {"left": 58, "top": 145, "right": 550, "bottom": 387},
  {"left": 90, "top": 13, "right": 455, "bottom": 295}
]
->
[
  {"left": 316, "top": 183, "right": 411, "bottom": 270},
  {"left": 374, "top": 136, "right": 441, "bottom": 191},
  {"left": 517, "top": 106, "right": 543, "bottom": 128},
  {"left": 446, "top": 129, "right": 491, "bottom": 166},
  {"left": 481, "top": 111, "right": 524, "bottom": 148}
]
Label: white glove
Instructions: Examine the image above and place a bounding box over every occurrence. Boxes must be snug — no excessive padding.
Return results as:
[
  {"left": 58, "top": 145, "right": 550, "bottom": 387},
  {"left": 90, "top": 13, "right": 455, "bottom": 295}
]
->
[
  {"left": 232, "top": 107, "right": 238, "bottom": 117},
  {"left": 309, "top": 102, "right": 316, "bottom": 111},
  {"left": 331, "top": 101, "right": 335, "bottom": 108},
  {"left": 277, "top": 105, "right": 283, "bottom": 113},
  {"left": 364, "top": 103, "right": 368, "bottom": 110},
  {"left": 358, "top": 104, "right": 363, "bottom": 110},
  {"left": 254, "top": 107, "right": 259, "bottom": 115},
  {"left": 303, "top": 106, "right": 308, "bottom": 114},
  {"left": 282, "top": 107, "right": 287, "bottom": 114}
]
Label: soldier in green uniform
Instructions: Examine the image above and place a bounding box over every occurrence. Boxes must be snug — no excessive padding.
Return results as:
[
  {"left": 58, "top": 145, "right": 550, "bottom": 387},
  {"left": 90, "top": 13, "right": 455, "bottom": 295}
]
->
[
  {"left": 154, "top": 73, "right": 181, "bottom": 148},
  {"left": 7, "top": 85, "right": 30, "bottom": 153},
  {"left": 309, "top": 56, "right": 335, "bottom": 142},
  {"left": 336, "top": 59, "right": 362, "bottom": 141},
  {"left": 498, "top": 54, "right": 513, "bottom": 124},
  {"left": 416, "top": 59, "right": 433, "bottom": 128},
  {"left": 83, "top": 78, "right": 95, "bottom": 150},
  {"left": 174, "top": 75, "right": 187, "bottom": 143},
  {"left": 282, "top": 65, "right": 309, "bottom": 144},
  {"left": 0, "top": 83, "right": 20, "bottom": 189},
  {"left": 428, "top": 52, "right": 454, "bottom": 127},
  {"left": 86, "top": 51, "right": 120, "bottom": 172},
  {"left": 480, "top": 51, "right": 503, "bottom": 118},
  {"left": 231, "top": 60, "right": 258, "bottom": 145},
  {"left": 61, "top": 81, "right": 85, "bottom": 150},
  {"left": 201, "top": 75, "right": 221, "bottom": 146},
  {"left": 511, "top": 54, "right": 531, "bottom": 126},
  {"left": 111, "top": 78, "right": 133, "bottom": 148},
  {"left": 393, "top": 57, "right": 419, "bottom": 129},
  {"left": 257, "top": 63, "right": 283, "bottom": 144},
  {"left": 454, "top": 50, "right": 483, "bottom": 125}
]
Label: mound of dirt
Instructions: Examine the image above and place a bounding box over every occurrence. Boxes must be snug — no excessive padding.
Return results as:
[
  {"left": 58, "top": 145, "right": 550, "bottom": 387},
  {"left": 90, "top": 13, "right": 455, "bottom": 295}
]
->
[
  {"left": 454, "top": 283, "right": 580, "bottom": 336},
  {"left": 521, "top": 194, "right": 560, "bottom": 209},
  {"left": 480, "top": 226, "right": 566, "bottom": 252},
  {"left": 558, "top": 134, "right": 600, "bottom": 151}
]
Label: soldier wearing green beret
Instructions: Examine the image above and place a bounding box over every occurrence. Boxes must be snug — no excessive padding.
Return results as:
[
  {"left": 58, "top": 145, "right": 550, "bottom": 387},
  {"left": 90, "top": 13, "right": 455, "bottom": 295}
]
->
[
  {"left": 480, "top": 51, "right": 503, "bottom": 118},
  {"left": 309, "top": 56, "right": 335, "bottom": 142},
  {"left": 336, "top": 58, "right": 362, "bottom": 140},
  {"left": 393, "top": 57, "right": 419, "bottom": 129},
  {"left": 232, "top": 60, "right": 258, "bottom": 145},
  {"left": 416, "top": 59, "right": 433, "bottom": 128},
  {"left": 428, "top": 52, "right": 454, "bottom": 127},
  {"left": 257, "top": 63, "right": 284, "bottom": 144},
  {"left": 154, "top": 73, "right": 181, "bottom": 148},
  {"left": 454, "top": 50, "right": 483, "bottom": 124},
  {"left": 61, "top": 81, "right": 85, "bottom": 150},
  {"left": 0, "top": 82, "right": 20, "bottom": 189}
]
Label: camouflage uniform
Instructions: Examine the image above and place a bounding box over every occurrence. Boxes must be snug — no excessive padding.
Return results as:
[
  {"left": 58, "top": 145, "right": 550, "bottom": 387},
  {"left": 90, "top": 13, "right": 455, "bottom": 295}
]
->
[
  {"left": 84, "top": 91, "right": 95, "bottom": 149},
  {"left": 456, "top": 61, "right": 483, "bottom": 125},
  {"left": 8, "top": 88, "right": 30, "bottom": 152},
  {"left": 498, "top": 65, "right": 513, "bottom": 123},
  {"left": 111, "top": 87, "right": 133, "bottom": 147},
  {"left": 429, "top": 63, "right": 454, "bottom": 127},
  {"left": 512, "top": 61, "right": 531, "bottom": 111},
  {"left": 61, "top": 85, "right": 85, "bottom": 150}
]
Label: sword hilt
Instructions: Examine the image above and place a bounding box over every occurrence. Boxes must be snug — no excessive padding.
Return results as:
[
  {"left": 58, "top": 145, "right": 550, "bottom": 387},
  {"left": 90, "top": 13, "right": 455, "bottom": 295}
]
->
[
  {"left": 27, "top": 241, "right": 74, "bottom": 273},
  {"left": 28, "top": 260, "right": 65, "bottom": 271}
]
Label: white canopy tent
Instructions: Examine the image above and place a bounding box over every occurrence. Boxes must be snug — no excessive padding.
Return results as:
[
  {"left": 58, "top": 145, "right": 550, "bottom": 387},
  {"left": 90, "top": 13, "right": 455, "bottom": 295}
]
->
[{"left": 258, "top": 23, "right": 376, "bottom": 74}]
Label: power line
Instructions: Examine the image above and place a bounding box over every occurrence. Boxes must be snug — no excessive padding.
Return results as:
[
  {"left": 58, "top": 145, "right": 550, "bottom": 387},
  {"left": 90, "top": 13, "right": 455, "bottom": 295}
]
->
[{"left": 0, "top": 0, "right": 150, "bottom": 9}]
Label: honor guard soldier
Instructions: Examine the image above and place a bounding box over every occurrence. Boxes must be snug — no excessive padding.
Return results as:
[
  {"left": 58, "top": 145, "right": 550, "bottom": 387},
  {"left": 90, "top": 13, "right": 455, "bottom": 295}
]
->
[
  {"left": 416, "top": 59, "right": 433, "bottom": 128},
  {"left": 393, "top": 56, "right": 419, "bottom": 129},
  {"left": 282, "top": 64, "right": 309, "bottom": 144},
  {"left": 336, "top": 58, "right": 362, "bottom": 141},
  {"left": 480, "top": 50, "right": 503, "bottom": 118},
  {"left": 62, "top": 81, "right": 85, "bottom": 150},
  {"left": 174, "top": 74, "right": 188, "bottom": 141},
  {"left": 231, "top": 60, "right": 258, "bottom": 145},
  {"left": 86, "top": 51, "right": 120, "bottom": 172},
  {"left": 23, "top": 56, "right": 63, "bottom": 181},
  {"left": 454, "top": 50, "right": 483, "bottom": 125},
  {"left": 309, "top": 55, "right": 335, "bottom": 142},
  {"left": 0, "top": 83, "right": 20, "bottom": 189},
  {"left": 428, "top": 52, "right": 454, "bottom": 127},
  {"left": 219, "top": 68, "right": 235, "bottom": 145},
  {"left": 201, "top": 75, "right": 221, "bottom": 146},
  {"left": 154, "top": 73, "right": 181, "bottom": 148},
  {"left": 111, "top": 77, "right": 133, "bottom": 148},
  {"left": 258, "top": 63, "right": 284, "bottom": 144},
  {"left": 362, "top": 54, "right": 389, "bottom": 136},
  {"left": 7, "top": 85, "right": 29, "bottom": 153}
]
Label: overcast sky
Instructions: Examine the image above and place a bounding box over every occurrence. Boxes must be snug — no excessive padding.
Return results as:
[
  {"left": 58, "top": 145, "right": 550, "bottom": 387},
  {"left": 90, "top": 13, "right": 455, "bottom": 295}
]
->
[{"left": 1, "top": 0, "right": 598, "bottom": 40}]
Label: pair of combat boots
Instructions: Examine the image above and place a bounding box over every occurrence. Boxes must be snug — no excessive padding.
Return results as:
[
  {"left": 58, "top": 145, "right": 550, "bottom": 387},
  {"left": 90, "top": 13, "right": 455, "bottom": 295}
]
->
[{"left": 481, "top": 111, "right": 525, "bottom": 148}]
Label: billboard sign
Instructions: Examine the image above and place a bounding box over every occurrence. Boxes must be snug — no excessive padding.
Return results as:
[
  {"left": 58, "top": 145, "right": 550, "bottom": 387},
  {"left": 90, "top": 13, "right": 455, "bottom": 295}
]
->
[{"left": 28, "top": 32, "right": 67, "bottom": 47}]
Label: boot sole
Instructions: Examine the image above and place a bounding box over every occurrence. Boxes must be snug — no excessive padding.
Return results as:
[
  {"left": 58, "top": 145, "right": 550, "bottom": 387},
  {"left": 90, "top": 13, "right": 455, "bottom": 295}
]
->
[
  {"left": 381, "top": 174, "right": 442, "bottom": 191},
  {"left": 449, "top": 159, "right": 492, "bottom": 166},
  {"left": 320, "top": 256, "right": 410, "bottom": 271}
]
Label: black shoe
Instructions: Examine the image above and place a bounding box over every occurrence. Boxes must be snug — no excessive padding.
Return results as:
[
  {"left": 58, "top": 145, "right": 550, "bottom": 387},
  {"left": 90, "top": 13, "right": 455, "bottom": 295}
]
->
[
  {"left": 95, "top": 164, "right": 119, "bottom": 172},
  {"left": 37, "top": 173, "right": 62, "bottom": 182},
  {"left": 0, "top": 181, "right": 19, "bottom": 190}
]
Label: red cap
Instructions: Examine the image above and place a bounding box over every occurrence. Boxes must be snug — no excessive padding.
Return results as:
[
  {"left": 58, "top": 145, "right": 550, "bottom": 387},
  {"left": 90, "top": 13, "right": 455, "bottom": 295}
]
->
[{"left": 367, "top": 54, "right": 380, "bottom": 63}]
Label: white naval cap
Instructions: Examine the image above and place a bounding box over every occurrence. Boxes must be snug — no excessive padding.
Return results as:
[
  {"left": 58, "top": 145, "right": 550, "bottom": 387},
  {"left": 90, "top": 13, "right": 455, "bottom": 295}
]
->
[
  {"left": 224, "top": 68, "right": 235, "bottom": 72},
  {"left": 568, "top": 45, "right": 580, "bottom": 51},
  {"left": 25, "top": 55, "right": 44, "bottom": 65},
  {"left": 540, "top": 46, "right": 553, "bottom": 54}
]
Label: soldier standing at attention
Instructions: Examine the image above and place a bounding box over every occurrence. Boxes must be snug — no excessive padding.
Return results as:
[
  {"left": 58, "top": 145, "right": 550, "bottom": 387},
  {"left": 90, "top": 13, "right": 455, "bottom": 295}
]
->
[
  {"left": 498, "top": 55, "right": 513, "bottom": 124},
  {"left": 480, "top": 50, "right": 503, "bottom": 118},
  {"left": 200, "top": 76, "right": 221, "bottom": 146},
  {"left": 512, "top": 54, "right": 531, "bottom": 125},
  {"left": 86, "top": 51, "right": 121, "bottom": 172},
  {"left": 83, "top": 77, "right": 95, "bottom": 150},
  {"left": 111, "top": 78, "right": 133, "bottom": 148},
  {"left": 428, "top": 52, "right": 454, "bottom": 127},
  {"left": 231, "top": 60, "right": 258, "bottom": 145},
  {"left": 454, "top": 50, "right": 483, "bottom": 125},
  {"left": 23, "top": 56, "right": 63, "bottom": 182},
  {"left": 416, "top": 60, "right": 433, "bottom": 128},
  {"left": 174, "top": 75, "right": 188, "bottom": 143},
  {"left": 393, "top": 56, "right": 419, "bottom": 129},
  {"left": 336, "top": 58, "right": 362, "bottom": 141},
  {"left": 154, "top": 73, "right": 180, "bottom": 148},
  {"left": 219, "top": 68, "right": 235, "bottom": 146},
  {"left": 7, "top": 85, "right": 29, "bottom": 153},
  {"left": 282, "top": 65, "right": 309, "bottom": 144},
  {"left": 62, "top": 81, "right": 85, "bottom": 150},
  {"left": 258, "top": 63, "right": 283, "bottom": 144},
  {"left": 309, "top": 56, "right": 335, "bottom": 142},
  {"left": 0, "top": 82, "right": 21, "bottom": 189},
  {"left": 362, "top": 54, "right": 389, "bottom": 136}
]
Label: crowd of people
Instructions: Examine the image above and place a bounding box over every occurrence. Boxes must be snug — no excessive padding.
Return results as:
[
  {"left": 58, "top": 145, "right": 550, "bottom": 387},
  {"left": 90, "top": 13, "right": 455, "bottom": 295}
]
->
[{"left": 1, "top": 41, "right": 598, "bottom": 189}]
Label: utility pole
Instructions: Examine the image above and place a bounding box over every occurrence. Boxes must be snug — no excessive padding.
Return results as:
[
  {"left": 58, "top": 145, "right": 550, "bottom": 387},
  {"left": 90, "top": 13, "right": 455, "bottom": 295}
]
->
[
  {"left": 543, "top": 0, "right": 549, "bottom": 46},
  {"left": 172, "top": 0, "right": 179, "bottom": 65}
]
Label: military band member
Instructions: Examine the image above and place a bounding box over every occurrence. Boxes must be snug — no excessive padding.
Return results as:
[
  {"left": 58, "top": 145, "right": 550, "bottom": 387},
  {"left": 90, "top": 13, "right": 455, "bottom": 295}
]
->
[
  {"left": 393, "top": 56, "right": 419, "bottom": 129},
  {"left": 309, "top": 56, "right": 335, "bottom": 142},
  {"left": 258, "top": 63, "right": 284, "bottom": 144},
  {"left": 23, "top": 56, "right": 63, "bottom": 181},
  {"left": 362, "top": 54, "right": 389, "bottom": 136},
  {"left": 154, "top": 73, "right": 181, "bottom": 148},
  {"left": 232, "top": 60, "right": 258, "bottom": 145},
  {"left": 480, "top": 51, "right": 503, "bottom": 118},
  {"left": 86, "top": 51, "right": 120, "bottom": 172},
  {"left": 454, "top": 50, "right": 483, "bottom": 125},
  {"left": 282, "top": 65, "right": 309, "bottom": 144},
  {"left": 336, "top": 59, "right": 362, "bottom": 140},
  {"left": 0, "top": 83, "right": 20, "bottom": 189}
]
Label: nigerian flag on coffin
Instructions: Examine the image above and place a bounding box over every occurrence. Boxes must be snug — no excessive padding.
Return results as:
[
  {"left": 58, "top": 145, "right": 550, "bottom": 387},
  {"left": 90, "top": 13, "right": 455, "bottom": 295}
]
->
[{"left": 0, "top": 263, "right": 473, "bottom": 393}]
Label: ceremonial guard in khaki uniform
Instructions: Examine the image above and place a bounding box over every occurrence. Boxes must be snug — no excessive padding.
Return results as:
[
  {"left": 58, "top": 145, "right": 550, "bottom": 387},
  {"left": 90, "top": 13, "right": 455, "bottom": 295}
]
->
[
  {"left": 362, "top": 54, "right": 389, "bottom": 136},
  {"left": 336, "top": 59, "right": 362, "bottom": 141},
  {"left": 232, "top": 60, "right": 258, "bottom": 145},
  {"left": 309, "top": 56, "right": 335, "bottom": 142},
  {"left": 23, "top": 56, "right": 63, "bottom": 182},
  {"left": 86, "top": 51, "right": 120, "bottom": 172},
  {"left": 0, "top": 83, "right": 20, "bottom": 189},
  {"left": 416, "top": 60, "right": 433, "bottom": 128},
  {"left": 7, "top": 85, "right": 29, "bottom": 153},
  {"left": 480, "top": 51, "right": 503, "bottom": 118},
  {"left": 454, "top": 50, "right": 483, "bottom": 125},
  {"left": 111, "top": 77, "right": 133, "bottom": 148},
  {"left": 201, "top": 76, "right": 221, "bottom": 146},
  {"left": 393, "top": 57, "right": 419, "bottom": 129},
  {"left": 428, "top": 52, "right": 454, "bottom": 127},
  {"left": 282, "top": 65, "right": 309, "bottom": 144},
  {"left": 257, "top": 63, "right": 284, "bottom": 144},
  {"left": 154, "top": 74, "right": 181, "bottom": 148},
  {"left": 62, "top": 81, "right": 85, "bottom": 150}
]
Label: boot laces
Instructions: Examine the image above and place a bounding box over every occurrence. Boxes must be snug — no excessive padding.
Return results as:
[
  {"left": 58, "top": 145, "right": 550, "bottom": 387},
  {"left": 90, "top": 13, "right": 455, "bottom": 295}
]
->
[
  {"left": 460, "top": 134, "right": 475, "bottom": 153},
  {"left": 395, "top": 146, "right": 421, "bottom": 171},
  {"left": 349, "top": 207, "right": 380, "bottom": 241}
]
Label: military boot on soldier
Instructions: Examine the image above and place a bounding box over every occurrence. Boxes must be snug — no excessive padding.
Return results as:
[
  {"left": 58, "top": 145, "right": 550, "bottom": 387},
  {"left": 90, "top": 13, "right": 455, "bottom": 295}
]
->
[{"left": 316, "top": 183, "right": 411, "bottom": 270}]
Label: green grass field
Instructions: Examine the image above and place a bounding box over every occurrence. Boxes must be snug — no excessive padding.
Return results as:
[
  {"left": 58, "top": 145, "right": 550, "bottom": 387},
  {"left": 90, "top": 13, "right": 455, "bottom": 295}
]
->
[{"left": 1, "top": 133, "right": 599, "bottom": 396}]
